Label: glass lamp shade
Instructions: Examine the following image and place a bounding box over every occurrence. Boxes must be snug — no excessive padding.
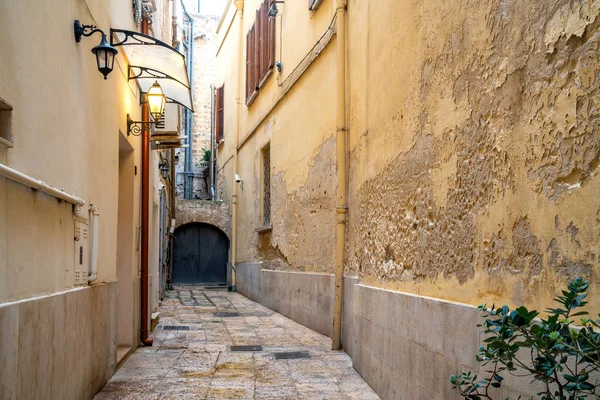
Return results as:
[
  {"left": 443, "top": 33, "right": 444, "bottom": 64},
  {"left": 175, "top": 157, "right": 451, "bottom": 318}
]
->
[
  {"left": 160, "top": 164, "right": 169, "bottom": 179},
  {"left": 91, "top": 34, "right": 118, "bottom": 80},
  {"left": 147, "top": 81, "right": 166, "bottom": 121}
]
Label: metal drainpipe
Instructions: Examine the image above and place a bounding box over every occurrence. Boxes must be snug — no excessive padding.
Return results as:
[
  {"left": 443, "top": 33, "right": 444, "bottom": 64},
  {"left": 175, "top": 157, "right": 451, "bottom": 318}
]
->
[
  {"left": 230, "top": 0, "right": 244, "bottom": 292},
  {"left": 331, "top": 0, "right": 348, "bottom": 351},
  {"left": 140, "top": 15, "right": 154, "bottom": 347},
  {"left": 181, "top": 4, "right": 194, "bottom": 200},
  {"left": 210, "top": 84, "right": 216, "bottom": 200},
  {"left": 168, "top": 148, "right": 176, "bottom": 289}
]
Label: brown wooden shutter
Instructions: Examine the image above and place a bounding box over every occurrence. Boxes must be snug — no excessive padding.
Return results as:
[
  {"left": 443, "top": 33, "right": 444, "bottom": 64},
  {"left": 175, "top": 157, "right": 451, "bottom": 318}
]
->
[
  {"left": 216, "top": 85, "right": 224, "bottom": 142},
  {"left": 214, "top": 88, "right": 220, "bottom": 140},
  {"left": 261, "top": 1, "right": 268, "bottom": 78},
  {"left": 267, "top": 0, "right": 275, "bottom": 69},
  {"left": 246, "top": 26, "right": 255, "bottom": 102},
  {"left": 254, "top": 11, "right": 260, "bottom": 89},
  {"left": 257, "top": 5, "right": 264, "bottom": 79}
]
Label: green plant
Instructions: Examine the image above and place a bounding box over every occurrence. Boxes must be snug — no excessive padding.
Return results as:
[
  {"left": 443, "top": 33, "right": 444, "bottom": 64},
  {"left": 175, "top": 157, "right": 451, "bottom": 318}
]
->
[
  {"left": 202, "top": 149, "right": 211, "bottom": 162},
  {"left": 451, "top": 278, "right": 600, "bottom": 399}
]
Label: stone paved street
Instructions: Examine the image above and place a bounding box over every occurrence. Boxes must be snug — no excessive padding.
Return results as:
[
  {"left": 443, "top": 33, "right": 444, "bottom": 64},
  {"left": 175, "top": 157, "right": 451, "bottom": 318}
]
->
[{"left": 95, "top": 286, "right": 379, "bottom": 399}]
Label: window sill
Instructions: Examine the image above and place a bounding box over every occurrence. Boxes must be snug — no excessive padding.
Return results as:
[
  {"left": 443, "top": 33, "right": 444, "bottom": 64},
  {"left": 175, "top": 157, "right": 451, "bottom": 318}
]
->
[
  {"left": 0, "top": 137, "right": 13, "bottom": 148},
  {"left": 255, "top": 225, "right": 272, "bottom": 233},
  {"left": 246, "top": 90, "right": 258, "bottom": 107}
]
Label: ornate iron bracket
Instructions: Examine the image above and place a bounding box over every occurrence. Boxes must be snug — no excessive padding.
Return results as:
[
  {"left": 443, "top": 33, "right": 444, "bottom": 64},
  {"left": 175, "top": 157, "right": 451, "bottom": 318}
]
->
[
  {"left": 74, "top": 20, "right": 106, "bottom": 42},
  {"left": 127, "top": 114, "right": 155, "bottom": 136}
]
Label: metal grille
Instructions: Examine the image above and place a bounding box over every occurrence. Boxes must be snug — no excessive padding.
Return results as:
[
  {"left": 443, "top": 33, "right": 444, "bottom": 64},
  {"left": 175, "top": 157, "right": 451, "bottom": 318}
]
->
[
  {"left": 273, "top": 351, "right": 310, "bottom": 360},
  {"left": 155, "top": 112, "right": 166, "bottom": 130},
  {"left": 162, "top": 326, "right": 190, "bottom": 331},
  {"left": 231, "top": 345, "right": 263, "bottom": 352},
  {"left": 214, "top": 312, "right": 241, "bottom": 317},
  {"left": 263, "top": 146, "right": 271, "bottom": 226}
]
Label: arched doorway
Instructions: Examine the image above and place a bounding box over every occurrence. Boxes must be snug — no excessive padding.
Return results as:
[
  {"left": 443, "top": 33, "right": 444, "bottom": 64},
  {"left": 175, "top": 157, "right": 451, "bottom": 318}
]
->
[{"left": 172, "top": 223, "right": 229, "bottom": 284}]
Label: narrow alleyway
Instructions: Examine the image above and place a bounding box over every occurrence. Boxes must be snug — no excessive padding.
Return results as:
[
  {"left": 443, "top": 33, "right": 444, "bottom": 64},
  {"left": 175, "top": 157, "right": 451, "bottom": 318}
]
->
[{"left": 95, "top": 286, "right": 379, "bottom": 399}]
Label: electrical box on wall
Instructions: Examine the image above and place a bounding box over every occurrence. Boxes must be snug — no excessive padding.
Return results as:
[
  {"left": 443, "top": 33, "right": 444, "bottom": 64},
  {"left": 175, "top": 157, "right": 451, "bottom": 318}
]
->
[{"left": 74, "top": 218, "right": 89, "bottom": 285}]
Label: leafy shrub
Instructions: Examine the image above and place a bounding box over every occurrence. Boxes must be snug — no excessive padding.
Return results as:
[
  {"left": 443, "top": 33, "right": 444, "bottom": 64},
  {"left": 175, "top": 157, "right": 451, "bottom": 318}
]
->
[{"left": 451, "top": 278, "right": 600, "bottom": 399}]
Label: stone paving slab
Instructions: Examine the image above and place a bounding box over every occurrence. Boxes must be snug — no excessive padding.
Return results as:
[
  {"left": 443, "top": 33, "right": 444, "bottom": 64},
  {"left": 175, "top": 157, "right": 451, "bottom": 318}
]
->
[{"left": 94, "top": 286, "right": 379, "bottom": 400}]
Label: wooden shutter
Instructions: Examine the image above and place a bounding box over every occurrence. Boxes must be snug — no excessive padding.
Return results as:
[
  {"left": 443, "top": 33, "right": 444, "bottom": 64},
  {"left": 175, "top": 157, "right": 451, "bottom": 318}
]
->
[
  {"left": 216, "top": 85, "right": 224, "bottom": 142},
  {"left": 246, "top": 26, "right": 254, "bottom": 102},
  {"left": 267, "top": 0, "right": 275, "bottom": 69},
  {"left": 254, "top": 11, "right": 260, "bottom": 89},
  {"left": 257, "top": 4, "right": 264, "bottom": 79}
]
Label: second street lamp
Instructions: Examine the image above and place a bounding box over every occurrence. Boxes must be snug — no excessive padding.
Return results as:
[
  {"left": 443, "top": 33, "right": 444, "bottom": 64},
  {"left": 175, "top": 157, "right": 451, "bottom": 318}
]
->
[
  {"left": 147, "top": 81, "right": 166, "bottom": 121},
  {"left": 127, "top": 81, "right": 167, "bottom": 136}
]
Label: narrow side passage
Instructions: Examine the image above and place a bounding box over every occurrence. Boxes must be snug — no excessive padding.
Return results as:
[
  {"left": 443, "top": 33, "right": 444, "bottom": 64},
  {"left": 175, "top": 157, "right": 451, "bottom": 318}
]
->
[{"left": 95, "top": 286, "right": 379, "bottom": 399}]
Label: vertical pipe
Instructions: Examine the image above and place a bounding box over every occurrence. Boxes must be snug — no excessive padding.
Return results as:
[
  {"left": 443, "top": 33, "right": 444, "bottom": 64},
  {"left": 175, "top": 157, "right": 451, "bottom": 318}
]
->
[
  {"left": 188, "top": 17, "right": 194, "bottom": 198},
  {"left": 231, "top": 1, "right": 244, "bottom": 292},
  {"left": 168, "top": 148, "right": 176, "bottom": 289},
  {"left": 332, "top": 0, "right": 347, "bottom": 351},
  {"left": 140, "top": 14, "right": 154, "bottom": 347},
  {"left": 210, "top": 84, "right": 216, "bottom": 199},
  {"left": 88, "top": 204, "right": 100, "bottom": 282}
]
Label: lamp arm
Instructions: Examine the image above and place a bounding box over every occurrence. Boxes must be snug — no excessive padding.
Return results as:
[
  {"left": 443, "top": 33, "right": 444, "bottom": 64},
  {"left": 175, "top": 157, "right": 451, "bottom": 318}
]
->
[
  {"left": 74, "top": 20, "right": 107, "bottom": 43},
  {"left": 127, "top": 114, "right": 156, "bottom": 137}
]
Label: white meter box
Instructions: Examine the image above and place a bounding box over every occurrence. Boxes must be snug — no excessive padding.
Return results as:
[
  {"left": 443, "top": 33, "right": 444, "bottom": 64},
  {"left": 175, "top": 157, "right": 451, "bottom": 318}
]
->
[{"left": 74, "top": 219, "right": 89, "bottom": 285}]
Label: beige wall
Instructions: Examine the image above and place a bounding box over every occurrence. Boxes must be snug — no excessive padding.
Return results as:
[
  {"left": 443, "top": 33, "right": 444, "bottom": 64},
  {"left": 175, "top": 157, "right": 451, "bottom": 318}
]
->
[
  {"left": 216, "top": 0, "right": 600, "bottom": 315},
  {"left": 0, "top": 1, "right": 175, "bottom": 393}
]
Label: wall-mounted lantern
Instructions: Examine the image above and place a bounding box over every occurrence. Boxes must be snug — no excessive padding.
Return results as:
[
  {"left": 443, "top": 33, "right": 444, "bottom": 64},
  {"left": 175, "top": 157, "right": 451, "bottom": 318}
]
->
[
  {"left": 74, "top": 20, "right": 119, "bottom": 80},
  {"left": 147, "top": 81, "right": 167, "bottom": 121},
  {"left": 127, "top": 81, "right": 167, "bottom": 136},
  {"left": 268, "top": 1, "right": 285, "bottom": 17},
  {"left": 159, "top": 161, "right": 169, "bottom": 179}
]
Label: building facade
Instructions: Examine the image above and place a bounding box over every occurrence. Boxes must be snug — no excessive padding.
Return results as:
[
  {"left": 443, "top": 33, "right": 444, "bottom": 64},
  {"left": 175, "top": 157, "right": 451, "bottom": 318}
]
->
[
  {"left": 215, "top": 0, "right": 600, "bottom": 398},
  {"left": 0, "top": 0, "right": 186, "bottom": 397}
]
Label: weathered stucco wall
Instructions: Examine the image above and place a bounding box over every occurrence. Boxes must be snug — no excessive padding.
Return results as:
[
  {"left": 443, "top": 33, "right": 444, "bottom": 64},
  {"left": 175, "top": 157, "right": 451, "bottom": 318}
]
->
[
  {"left": 344, "top": 0, "right": 600, "bottom": 314},
  {"left": 217, "top": 0, "right": 600, "bottom": 314},
  {"left": 216, "top": 0, "right": 338, "bottom": 273}
]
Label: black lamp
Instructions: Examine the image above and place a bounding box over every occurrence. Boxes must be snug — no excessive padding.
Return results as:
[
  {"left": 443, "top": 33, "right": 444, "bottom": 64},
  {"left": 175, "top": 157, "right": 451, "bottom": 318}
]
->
[
  {"left": 74, "top": 20, "right": 118, "bottom": 80},
  {"left": 268, "top": 1, "right": 285, "bottom": 17},
  {"left": 159, "top": 161, "right": 169, "bottom": 179}
]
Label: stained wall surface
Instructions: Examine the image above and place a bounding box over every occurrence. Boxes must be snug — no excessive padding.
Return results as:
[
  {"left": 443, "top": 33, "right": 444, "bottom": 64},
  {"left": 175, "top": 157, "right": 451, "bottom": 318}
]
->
[
  {"left": 217, "top": 0, "right": 600, "bottom": 314},
  {"left": 345, "top": 0, "right": 600, "bottom": 314}
]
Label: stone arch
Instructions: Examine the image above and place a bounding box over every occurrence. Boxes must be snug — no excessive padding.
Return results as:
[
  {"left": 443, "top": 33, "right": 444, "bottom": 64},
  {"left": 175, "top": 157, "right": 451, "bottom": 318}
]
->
[{"left": 175, "top": 199, "right": 231, "bottom": 239}]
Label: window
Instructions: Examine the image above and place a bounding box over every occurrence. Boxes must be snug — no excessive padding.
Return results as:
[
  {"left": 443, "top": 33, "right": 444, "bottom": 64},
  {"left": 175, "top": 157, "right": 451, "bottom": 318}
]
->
[
  {"left": 0, "top": 96, "right": 13, "bottom": 147},
  {"left": 262, "top": 144, "right": 271, "bottom": 226},
  {"left": 246, "top": 0, "right": 275, "bottom": 105},
  {"left": 308, "top": 0, "right": 323, "bottom": 11},
  {"left": 215, "top": 85, "right": 224, "bottom": 142}
]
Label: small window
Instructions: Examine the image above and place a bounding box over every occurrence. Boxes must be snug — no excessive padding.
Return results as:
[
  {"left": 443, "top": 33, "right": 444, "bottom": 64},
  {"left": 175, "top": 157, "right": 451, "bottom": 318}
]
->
[
  {"left": 0, "top": 96, "right": 13, "bottom": 147},
  {"left": 215, "top": 85, "right": 224, "bottom": 142},
  {"left": 262, "top": 144, "right": 271, "bottom": 226}
]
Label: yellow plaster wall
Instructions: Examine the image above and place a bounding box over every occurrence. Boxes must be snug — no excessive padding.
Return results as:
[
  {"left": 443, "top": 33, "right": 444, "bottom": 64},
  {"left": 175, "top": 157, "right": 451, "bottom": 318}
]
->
[
  {"left": 346, "top": 0, "right": 600, "bottom": 314},
  {"left": 217, "top": 0, "right": 338, "bottom": 271},
  {"left": 218, "top": 0, "right": 600, "bottom": 314},
  {"left": 0, "top": 0, "right": 162, "bottom": 304}
]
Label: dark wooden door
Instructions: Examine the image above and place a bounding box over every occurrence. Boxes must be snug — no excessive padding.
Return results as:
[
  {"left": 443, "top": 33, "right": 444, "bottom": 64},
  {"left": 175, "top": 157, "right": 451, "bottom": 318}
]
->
[{"left": 172, "top": 223, "right": 229, "bottom": 284}]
